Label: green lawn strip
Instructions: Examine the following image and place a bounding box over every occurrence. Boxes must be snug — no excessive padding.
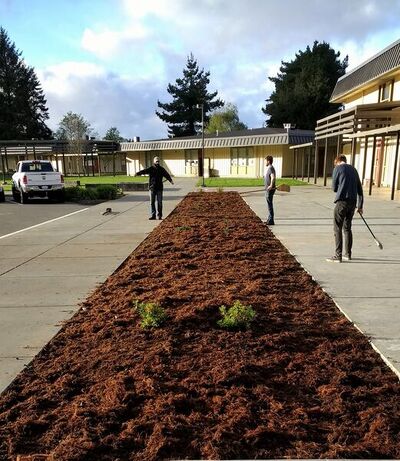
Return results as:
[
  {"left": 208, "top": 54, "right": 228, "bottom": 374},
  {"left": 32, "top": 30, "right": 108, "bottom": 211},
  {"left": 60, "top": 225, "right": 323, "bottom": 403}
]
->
[{"left": 197, "top": 178, "right": 309, "bottom": 187}]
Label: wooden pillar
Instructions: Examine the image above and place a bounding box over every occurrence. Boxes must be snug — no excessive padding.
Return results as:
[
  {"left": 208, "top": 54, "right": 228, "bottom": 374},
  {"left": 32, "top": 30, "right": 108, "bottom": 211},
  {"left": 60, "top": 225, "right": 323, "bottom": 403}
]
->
[
  {"left": 336, "top": 134, "right": 342, "bottom": 155},
  {"left": 323, "top": 137, "right": 328, "bottom": 186},
  {"left": 91, "top": 149, "right": 95, "bottom": 177},
  {"left": 361, "top": 136, "right": 368, "bottom": 184},
  {"left": 25, "top": 144, "right": 28, "bottom": 160},
  {"left": 4, "top": 146, "right": 9, "bottom": 172},
  {"left": 307, "top": 145, "right": 311, "bottom": 183},
  {"left": 295, "top": 148, "right": 298, "bottom": 179},
  {"left": 0, "top": 147, "right": 5, "bottom": 183},
  {"left": 301, "top": 148, "right": 305, "bottom": 181},
  {"left": 369, "top": 136, "right": 377, "bottom": 196},
  {"left": 313, "top": 139, "right": 319, "bottom": 184},
  {"left": 350, "top": 138, "right": 356, "bottom": 166},
  {"left": 62, "top": 151, "right": 66, "bottom": 176},
  {"left": 33, "top": 145, "right": 36, "bottom": 160},
  {"left": 391, "top": 132, "right": 400, "bottom": 201},
  {"left": 292, "top": 149, "right": 295, "bottom": 179},
  {"left": 112, "top": 146, "right": 116, "bottom": 177}
]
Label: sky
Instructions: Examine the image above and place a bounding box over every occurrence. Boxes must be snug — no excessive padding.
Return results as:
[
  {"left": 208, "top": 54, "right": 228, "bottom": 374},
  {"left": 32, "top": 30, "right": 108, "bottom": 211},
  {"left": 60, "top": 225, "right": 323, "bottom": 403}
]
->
[{"left": 1, "top": 0, "right": 400, "bottom": 140}]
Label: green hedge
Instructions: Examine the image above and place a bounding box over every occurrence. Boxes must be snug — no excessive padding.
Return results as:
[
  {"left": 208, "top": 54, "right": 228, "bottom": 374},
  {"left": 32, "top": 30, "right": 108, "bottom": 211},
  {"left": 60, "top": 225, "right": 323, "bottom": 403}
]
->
[{"left": 64, "top": 184, "right": 119, "bottom": 202}]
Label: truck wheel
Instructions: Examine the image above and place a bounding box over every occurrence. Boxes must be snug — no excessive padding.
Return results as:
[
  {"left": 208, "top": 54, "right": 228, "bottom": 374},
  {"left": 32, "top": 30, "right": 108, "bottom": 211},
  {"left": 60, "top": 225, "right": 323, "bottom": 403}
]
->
[
  {"left": 0, "top": 190, "right": 5, "bottom": 202},
  {"left": 12, "top": 186, "right": 19, "bottom": 202},
  {"left": 20, "top": 189, "right": 28, "bottom": 204},
  {"left": 57, "top": 190, "right": 65, "bottom": 203}
]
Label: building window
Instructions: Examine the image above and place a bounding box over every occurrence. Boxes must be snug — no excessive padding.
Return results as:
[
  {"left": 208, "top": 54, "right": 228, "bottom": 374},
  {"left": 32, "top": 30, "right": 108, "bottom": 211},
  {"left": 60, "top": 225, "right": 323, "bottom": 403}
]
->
[
  {"left": 230, "top": 147, "right": 254, "bottom": 175},
  {"left": 379, "top": 80, "right": 393, "bottom": 102}
]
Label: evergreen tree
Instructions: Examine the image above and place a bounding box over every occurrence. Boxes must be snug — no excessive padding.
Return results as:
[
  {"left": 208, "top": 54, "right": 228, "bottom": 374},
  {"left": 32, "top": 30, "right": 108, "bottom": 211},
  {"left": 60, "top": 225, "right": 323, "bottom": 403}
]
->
[
  {"left": 0, "top": 27, "right": 51, "bottom": 139},
  {"left": 205, "top": 103, "right": 247, "bottom": 134},
  {"left": 156, "top": 53, "right": 224, "bottom": 137},
  {"left": 103, "top": 126, "right": 125, "bottom": 142},
  {"left": 263, "top": 41, "right": 348, "bottom": 130}
]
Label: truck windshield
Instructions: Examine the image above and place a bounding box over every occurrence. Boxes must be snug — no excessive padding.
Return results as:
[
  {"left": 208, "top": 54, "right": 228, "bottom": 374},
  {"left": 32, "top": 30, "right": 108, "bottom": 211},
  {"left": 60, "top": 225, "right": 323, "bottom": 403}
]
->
[{"left": 21, "top": 162, "right": 54, "bottom": 172}]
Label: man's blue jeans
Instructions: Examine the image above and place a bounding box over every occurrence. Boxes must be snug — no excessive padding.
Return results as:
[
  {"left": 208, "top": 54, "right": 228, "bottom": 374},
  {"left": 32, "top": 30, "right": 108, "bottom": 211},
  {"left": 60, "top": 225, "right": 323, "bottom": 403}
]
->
[
  {"left": 150, "top": 189, "right": 163, "bottom": 218},
  {"left": 266, "top": 189, "right": 276, "bottom": 224}
]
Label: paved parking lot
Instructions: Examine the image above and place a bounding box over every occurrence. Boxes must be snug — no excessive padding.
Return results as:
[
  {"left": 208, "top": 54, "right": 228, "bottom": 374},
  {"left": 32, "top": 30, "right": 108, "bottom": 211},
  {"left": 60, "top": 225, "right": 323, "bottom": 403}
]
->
[{"left": 0, "top": 193, "right": 87, "bottom": 237}]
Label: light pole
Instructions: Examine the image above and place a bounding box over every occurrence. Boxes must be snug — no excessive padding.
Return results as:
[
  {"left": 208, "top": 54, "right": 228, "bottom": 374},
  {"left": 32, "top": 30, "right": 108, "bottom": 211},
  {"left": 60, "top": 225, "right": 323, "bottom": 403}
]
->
[{"left": 196, "top": 103, "right": 205, "bottom": 187}]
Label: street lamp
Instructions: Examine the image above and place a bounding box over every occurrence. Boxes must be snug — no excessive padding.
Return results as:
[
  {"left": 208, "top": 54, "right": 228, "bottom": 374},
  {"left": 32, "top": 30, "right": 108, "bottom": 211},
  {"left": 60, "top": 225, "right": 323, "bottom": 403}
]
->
[{"left": 196, "top": 103, "right": 205, "bottom": 187}]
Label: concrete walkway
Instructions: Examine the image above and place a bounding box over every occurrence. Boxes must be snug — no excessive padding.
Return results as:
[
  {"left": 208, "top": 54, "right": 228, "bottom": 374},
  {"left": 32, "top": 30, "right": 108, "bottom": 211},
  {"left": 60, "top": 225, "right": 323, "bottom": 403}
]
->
[
  {"left": 0, "top": 178, "right": 197, "bottom": 392},
  {"left": 1, "top": 179, "right": 399, "bottom": 392},
  {"left": 242, "top": 185, "right": 400, "bottom": 378}
]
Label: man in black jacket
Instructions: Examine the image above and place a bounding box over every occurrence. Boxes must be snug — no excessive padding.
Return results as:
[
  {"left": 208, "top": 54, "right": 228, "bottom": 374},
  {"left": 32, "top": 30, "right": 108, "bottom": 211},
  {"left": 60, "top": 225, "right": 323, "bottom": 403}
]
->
[
  {"left": 135, "top": 156, "right": 174, "bottom": 220},
  {"left": 326, "top": 154, "right": 363, "bottom": 263}
]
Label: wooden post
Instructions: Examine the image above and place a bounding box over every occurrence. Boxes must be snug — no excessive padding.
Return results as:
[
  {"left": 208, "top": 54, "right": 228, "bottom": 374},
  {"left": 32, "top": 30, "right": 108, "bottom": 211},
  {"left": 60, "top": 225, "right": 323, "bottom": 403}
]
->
[
  {"left": 369, "top": 135, "right": 377, "bottom": 196},
  {"left": 62, "top": 151, "right": 66, "bottom": 176},
  {"left": 323, "top": 137, "right": 328, "bottom": 186},
  {"left": 307, "top": 145, "right": 311, "bottom": 182},
  {"left": 4, "top": 146, "right": 9, "bottom": 172},
  {"left": 350, "top": 138, "right": 356, "bottom": 166},
  {"left": 55, "top": 152, "right": 59, "bottom": 172},
  {"left": 391, "top": 131, "right": 400, "bottom": 200},
  {"left": 112, "top": 143, "right": 116, "bottom": 177},
  {"left": 336, "top": 134, "right": 342, "bottom": 155},
  {"left": 292, "top": 149, "right": 295, "bottom": 179},
  {"left": 361, "top": 136, "right": 368, "bottom": 184},
  {"left": 295, "top": 148, "right": 298, "bottom": 179},
  {"left": 25, "top": 144, "right": 28, "bottom": 160},
  {"left": 301, "top": 148, "right": 305, "bottom": 181},
  {"left": 0, "top": 147, "right": 5, "bottom": 183},
  {"left": 313, "top": 139, "right": 319, "bottom": 184},
  {"left": 33, "top": 144, "right": 36, "bottom": 160}
]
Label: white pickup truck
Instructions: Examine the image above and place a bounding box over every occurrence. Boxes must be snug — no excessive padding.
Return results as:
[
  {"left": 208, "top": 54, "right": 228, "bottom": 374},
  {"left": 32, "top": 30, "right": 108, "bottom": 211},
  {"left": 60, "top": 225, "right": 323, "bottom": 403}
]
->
[{"left": 12, "top": 160, "right": 65, "bottom": 203}]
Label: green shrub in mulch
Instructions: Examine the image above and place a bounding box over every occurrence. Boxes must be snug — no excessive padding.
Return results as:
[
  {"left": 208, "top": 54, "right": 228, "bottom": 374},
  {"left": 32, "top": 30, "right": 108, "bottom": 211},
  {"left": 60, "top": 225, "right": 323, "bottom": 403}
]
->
[
  {"left": 133, "top": 300, "right": 168, "bottom": 329},
  {"left": 217, "top": 300, "right": 256, "bottom": 330}
]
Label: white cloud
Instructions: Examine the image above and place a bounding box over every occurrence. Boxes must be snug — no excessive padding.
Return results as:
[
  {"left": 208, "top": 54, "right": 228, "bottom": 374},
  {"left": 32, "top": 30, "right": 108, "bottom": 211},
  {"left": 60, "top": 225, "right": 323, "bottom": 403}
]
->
[{"left": 33, "top": 0, "right": 400, "bottom": 139}]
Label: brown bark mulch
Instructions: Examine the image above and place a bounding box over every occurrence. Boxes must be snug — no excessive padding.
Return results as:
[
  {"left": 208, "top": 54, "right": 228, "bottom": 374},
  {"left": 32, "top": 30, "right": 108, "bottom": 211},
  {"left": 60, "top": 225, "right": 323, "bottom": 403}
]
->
[{"left": 0, "top": 192, "right": 399, "bottom": 460}]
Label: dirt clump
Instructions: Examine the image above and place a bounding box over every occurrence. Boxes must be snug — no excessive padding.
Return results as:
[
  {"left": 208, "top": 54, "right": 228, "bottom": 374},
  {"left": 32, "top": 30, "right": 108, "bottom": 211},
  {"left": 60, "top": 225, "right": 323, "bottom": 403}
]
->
[{"left": 0, "top": 192, "right": 399, "bottom": 460}]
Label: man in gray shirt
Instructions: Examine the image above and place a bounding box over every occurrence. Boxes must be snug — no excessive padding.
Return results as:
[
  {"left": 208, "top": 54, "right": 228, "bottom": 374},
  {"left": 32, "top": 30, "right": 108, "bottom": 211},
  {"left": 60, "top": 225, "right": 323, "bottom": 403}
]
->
[
  {"left": 327, "top": 154, "right": 363, "bottom": 263},
  {"left": 264, "top": 155, "right": 276, "bottom": 225}
]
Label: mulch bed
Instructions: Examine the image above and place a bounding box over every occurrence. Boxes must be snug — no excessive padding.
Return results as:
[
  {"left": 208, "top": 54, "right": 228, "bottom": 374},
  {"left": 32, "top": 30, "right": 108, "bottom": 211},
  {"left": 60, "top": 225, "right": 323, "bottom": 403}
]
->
[{"left": 0, "top": 191, "right": 400, "bottom": 460}]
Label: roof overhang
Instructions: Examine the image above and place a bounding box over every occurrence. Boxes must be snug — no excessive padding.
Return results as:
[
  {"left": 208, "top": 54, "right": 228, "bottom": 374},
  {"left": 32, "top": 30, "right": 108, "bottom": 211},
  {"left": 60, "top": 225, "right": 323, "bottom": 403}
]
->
[{"left": 121, "top": 132, "right": 314, "bottom": 152}]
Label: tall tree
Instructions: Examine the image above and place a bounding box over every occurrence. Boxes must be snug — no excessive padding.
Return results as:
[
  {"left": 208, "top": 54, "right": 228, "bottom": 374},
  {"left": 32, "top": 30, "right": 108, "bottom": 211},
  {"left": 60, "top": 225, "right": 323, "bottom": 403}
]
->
[
  {"left": 156, "top": 53, "right": 224, "bottom": 137},
  {"left": 263, "top": 41, "right": 348, "bottom": 130},
  {"left": 103, "top": 127, "right": 125, "bottom": 142},
  {"left": 56, "top": 112, "right": 93, "bottom": 176},
  {"left": 205, "top": 103, "right": 247, "bottom": 134},
  {"left": 0, "top": 27, "right": 51, "bottom": 139}
]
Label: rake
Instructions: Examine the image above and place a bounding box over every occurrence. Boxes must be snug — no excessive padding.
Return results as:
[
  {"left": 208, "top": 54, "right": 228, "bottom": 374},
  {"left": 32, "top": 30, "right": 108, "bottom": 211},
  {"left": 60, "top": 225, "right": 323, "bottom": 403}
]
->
[{"left": 359, "top": 213, "right": 383, "bottom": 250}]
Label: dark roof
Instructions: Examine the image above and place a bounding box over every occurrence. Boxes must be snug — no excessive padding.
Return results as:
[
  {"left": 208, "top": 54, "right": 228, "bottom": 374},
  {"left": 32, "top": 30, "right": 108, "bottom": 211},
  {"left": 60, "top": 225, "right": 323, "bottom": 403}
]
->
[
  {"left": 149, "top": 127, "right": 313, "bottom": 142},
  {"left": 331, "top": 38, "right": 400, "bottom": 102}
]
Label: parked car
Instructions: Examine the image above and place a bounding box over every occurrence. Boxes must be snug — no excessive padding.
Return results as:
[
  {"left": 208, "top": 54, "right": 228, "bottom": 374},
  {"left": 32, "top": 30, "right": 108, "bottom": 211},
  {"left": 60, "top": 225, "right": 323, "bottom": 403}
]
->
[
  {"left": 0, "top": 185, "right": 5, "bottom": 202},
  {"left": 12, "top": 160, "right": 65, "bottom": 204}
]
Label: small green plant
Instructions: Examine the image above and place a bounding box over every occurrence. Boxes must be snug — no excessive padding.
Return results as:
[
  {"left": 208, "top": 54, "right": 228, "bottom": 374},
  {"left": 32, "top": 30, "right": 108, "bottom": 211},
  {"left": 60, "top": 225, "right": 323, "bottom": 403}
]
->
[
  {"left": 217, "top": 300, "right": 256, "bottom": 330},
  {"left": 176, "top": 225, "right": 192, "bottom": 231},
  {"left": 133, "top": 300, "right": 167, "bottom": 329},
  {"left": 217, "top": 186, "right": 224, "bottom": 193}
]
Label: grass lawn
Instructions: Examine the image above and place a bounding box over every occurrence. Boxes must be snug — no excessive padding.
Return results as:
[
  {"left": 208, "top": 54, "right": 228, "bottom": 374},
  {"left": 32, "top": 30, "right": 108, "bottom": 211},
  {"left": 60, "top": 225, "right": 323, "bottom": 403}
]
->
[
  {"left": 64, "top": 175, "right": 147, "bottom": 185},
  {"left": 196, "top": 177, "right": 309, "bottom": 187}
]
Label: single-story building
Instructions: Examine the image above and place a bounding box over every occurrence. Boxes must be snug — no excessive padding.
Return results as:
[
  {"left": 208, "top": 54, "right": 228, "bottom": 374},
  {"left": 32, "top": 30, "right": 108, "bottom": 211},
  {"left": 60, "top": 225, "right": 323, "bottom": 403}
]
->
[{"left": 120, "top": 127, "right": 314, "bottom": 179}]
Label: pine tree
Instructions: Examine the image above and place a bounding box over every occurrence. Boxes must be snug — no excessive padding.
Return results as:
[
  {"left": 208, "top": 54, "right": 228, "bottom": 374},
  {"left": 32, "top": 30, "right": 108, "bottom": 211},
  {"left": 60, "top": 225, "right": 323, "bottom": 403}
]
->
[
  {"left": 263, "top": 41, "right": 348, "bottom": 130},
  {"left": 0, "top": 27, "right": 51, "bottom": 139},
  {"left": 156, "top": 53, "right": 224, "bottom": 137}
]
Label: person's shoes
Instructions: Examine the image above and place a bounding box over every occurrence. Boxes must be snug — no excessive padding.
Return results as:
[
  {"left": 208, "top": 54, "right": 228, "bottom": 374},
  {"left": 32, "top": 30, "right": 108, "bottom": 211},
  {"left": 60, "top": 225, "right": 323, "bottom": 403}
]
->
[
  {"left": 149, "top": 216, "right": 156, "bottom": 220},
  {"left": 343, "top": 254, "right": 352, "bottom": 261},
  {"left": 326, "top": 255, "right": 342, "bottom": 263},
  {"left": 266, "top": 221, "right": 275, "bottom": 225},
  {"left": 158, "top": 216, "right": 163, "bottom": 220}
]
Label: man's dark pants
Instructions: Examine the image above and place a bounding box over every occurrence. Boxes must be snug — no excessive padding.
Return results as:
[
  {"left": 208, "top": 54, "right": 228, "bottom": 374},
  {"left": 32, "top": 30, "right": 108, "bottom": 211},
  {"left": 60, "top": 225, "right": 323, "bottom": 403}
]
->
[
  {"left": 334, "top": 199, "right": 356, "bottom": 257},
  {"left": 266, "top": 189, "right": 276, "bottom": 224},
  {"left": 150, "top": 189, "right": 163, "bottom": 218}
]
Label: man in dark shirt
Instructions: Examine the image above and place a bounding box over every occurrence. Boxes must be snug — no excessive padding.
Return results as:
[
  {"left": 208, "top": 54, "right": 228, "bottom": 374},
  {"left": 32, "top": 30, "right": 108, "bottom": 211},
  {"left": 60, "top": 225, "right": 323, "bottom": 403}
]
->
[
  {"left": 264, "top": 155, "right": 276, "bottom": 225},
  {"left": 326, "top": 154, "right": 363, "bottom": 263},
  {"left": 135, "top": 156, "right": 174, "bottom": 220}
]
